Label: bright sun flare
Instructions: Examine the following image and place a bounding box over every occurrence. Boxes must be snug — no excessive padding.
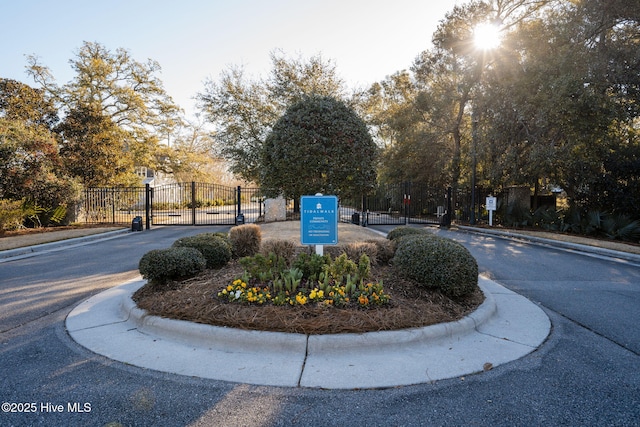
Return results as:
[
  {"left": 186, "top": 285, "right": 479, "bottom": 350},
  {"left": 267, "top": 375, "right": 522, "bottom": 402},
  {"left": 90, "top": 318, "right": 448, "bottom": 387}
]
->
[{"left": 473, "top": 22, "right": 502, "bottom": 50}]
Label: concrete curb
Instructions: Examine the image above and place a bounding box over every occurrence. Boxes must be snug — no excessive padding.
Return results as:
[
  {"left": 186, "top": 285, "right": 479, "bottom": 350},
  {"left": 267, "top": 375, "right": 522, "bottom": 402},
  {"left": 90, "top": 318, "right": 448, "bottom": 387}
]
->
[
  {"left": 457, "top": 225, "right": 640, "bottom": 264},
  {"left": 66, "top": 275, "right": 550, "bottom": 389},
  {"left": 121, "top": 279, "right": 497, "bottom": 354},
  {"left": 0, "top": 228, "right": 129, "bottom": 261}
]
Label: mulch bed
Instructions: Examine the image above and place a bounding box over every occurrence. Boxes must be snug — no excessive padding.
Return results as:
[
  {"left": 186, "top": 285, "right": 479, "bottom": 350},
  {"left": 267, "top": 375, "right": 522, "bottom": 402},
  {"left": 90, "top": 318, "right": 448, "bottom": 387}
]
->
[{"left": 132, "top": 261, "right": 485, "bottom": 335}]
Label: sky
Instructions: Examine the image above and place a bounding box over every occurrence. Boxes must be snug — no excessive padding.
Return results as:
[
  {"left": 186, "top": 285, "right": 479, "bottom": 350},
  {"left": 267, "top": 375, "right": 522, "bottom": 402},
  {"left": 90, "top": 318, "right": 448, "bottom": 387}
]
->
[{"left": 1, "top": 0, "right": 466, "bottom": 118}]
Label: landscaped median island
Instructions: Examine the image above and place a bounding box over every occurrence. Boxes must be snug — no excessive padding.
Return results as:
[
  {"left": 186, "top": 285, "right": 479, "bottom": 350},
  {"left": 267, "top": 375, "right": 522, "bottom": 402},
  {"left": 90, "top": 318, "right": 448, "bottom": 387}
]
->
[{"left": 133, "top": 224, "right": 484, "bottom": 335}]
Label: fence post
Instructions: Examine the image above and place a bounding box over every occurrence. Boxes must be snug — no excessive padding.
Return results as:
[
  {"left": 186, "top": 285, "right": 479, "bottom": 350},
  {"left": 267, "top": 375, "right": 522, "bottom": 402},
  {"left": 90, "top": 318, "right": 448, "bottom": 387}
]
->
[
  {"left": 235, "top": 186, "right": 244, "bottom": 225},
  {"left": 145, "top": 184, "right": 151, "bottom": 230},
  {"left": 403, "top": 181, "right": 410, "bottom": 225},
  {"left": 191, "top": 182, "right": 196, "bottom": 225},
  {"left": 237, "top": 186, "right": 241, "bottom": 216},
  {"left": 444, "top": 186, "right": 452, "bottom": 228},
  {"left": 111, "top": 188, "right": 116, "bottom": 224}
]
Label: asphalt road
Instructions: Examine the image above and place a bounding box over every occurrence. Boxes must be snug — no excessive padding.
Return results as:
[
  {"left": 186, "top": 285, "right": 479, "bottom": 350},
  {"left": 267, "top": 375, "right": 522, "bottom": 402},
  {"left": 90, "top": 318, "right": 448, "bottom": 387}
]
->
[{"left": 0, "top": 225, "right": 639, "bottom": 426}]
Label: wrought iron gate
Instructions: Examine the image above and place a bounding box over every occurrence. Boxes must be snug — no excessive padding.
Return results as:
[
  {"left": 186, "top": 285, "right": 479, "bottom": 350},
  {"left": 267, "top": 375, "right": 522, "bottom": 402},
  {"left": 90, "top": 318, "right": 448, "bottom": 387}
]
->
[
  {"left": 339, "top": 183, "right": 452, "bottom": 227},
  {"left": 81, "top": 183, "right": 263, "bottom": 226},
  {"left": 151, "top": 183, "right": 262, "bottom": 225}
]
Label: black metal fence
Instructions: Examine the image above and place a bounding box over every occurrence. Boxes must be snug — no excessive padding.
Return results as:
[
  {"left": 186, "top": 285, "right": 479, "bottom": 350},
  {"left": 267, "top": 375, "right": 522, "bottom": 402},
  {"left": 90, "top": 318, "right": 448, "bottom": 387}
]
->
[
  {"left": 79, "top": 181, "right": 498, "bottom": 228},
  {"left": 79, "top": 187, "right": 148, "bottom": 225},
  {"left": 80, "top": 183, "right": 263, "bottom": 227}
]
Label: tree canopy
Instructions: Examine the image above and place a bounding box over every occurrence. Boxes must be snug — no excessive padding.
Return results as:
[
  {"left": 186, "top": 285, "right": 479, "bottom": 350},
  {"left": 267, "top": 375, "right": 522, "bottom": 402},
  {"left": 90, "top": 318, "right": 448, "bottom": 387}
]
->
[
  {"left": 3, "top": 0, "right": 640, "bottom": 224},
  {"left": 360, "top": 0, "right": 640, "bottom": 217},
  {"left": 27, "top": 41, "right": 183, "bottom": 186},
  {"left": 260, "top": 96, "right": 378, "bottom": 201},
  {"left": 197, "top": 51, "right": 348, "bottom": 184},
  {"left": 0, "top": 78, "right": 77, "bottom": 221}
]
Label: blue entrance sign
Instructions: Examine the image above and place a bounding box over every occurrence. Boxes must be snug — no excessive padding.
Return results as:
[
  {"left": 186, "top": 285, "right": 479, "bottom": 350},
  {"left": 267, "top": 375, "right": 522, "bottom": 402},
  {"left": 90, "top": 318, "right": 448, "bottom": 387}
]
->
[{"left": 300, "top": 195, "right": 338, "bottom": 245}]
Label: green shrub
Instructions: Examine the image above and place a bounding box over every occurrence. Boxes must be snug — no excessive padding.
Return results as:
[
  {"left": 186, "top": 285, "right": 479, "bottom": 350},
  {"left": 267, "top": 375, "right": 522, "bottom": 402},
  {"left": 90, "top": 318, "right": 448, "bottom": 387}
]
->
[
  {"left": 325, "top": 253, "right": 358, "bottom": 282},
  {"left": 386, "top": 226, "right": 432, "bottom": 241},
  {"left": 602, "top": 214, "right": 640, "bottom": 242},
  {"left": 239, "top": 252, "right": 289, "bottom": 282},
  {"left": 229, "top": 224, "right": 262, "bottom": 258},
  {"left": 172, "top": 233, "right": 232, "bottom": 269},
  {"left": 292, "top": 252, "right": 330, "bottom": 281},
  {"left": 356, "top": 253, "right": 371, "bottom": 282},
  {"left": 138, "top": 247, "right": 206, "bottom": 287},
  {"left": 392, "top": 234, "right": 478, "bottom": 297},
  {"left": 504, "top": 202, "right": 533, "bottom": 228},
  {"left": 260, "top": 239, "right": 296, "bottom": 264},
  {"left": 0, "top": 199, "right": 24, "bottom": 234}
]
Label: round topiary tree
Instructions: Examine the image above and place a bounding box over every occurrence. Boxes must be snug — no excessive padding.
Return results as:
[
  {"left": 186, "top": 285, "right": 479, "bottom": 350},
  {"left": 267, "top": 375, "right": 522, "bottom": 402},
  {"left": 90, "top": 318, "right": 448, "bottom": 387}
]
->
[
  {"left": 392, "top": 234, "right": 478, "bottom": 297},
  {"left": 260, "top": 95, "right": 377, "bottom": 202}
]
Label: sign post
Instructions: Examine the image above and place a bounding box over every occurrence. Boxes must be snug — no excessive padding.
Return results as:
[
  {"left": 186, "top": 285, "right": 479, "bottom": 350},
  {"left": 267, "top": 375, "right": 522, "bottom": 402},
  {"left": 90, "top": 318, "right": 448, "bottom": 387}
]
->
[
  {"left": 486, "top": 196, "right": 497, "bottom": 226},
  {"left": 300, "top": 194, "right": 338, "bottom": 255}
]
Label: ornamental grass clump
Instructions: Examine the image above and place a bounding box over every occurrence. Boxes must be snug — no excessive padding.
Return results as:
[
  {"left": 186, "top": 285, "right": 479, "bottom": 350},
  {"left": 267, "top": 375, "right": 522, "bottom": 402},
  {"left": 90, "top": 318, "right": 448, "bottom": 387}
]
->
[
  {"left": 365, "top": 239, "right": 396, "bottom": 264},
  {"left": 342, "top": 241, "right": 379, "bottom": 265},
  {"left": 229, "top": 224, "right": 262, "bottom": 258},
  {"left": 392, "top": 234, "right": 478, "bottom": 297},
  {"left": 259, "top": 239, "right": 297, "bottom": 264},
  {"left": 172, "top": 233, "right": 232, "bottom": 269},
  {"left": 138, "top": 247, "right": 206, "bottom": 288}
]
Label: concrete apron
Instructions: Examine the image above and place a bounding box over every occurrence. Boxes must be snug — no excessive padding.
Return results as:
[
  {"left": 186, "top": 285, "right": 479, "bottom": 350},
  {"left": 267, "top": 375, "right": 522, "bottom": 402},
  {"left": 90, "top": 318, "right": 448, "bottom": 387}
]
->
[{"left": 66, "top": 276, "right": 550, "bottom": 389}]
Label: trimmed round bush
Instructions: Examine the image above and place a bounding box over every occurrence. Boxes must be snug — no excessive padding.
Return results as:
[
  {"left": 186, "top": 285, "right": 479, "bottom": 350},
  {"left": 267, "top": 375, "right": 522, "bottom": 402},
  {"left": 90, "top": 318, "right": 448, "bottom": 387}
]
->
[
  {"left": 172, "top": 233, "right": 232, "bottom": 269},
  {"left": 386, "top": 226, "right": 433, "bottom": 241},
  {"left": 392, "top": 234, "right": 478, "bottom": 297},
  {"left": 138, "top": 247, "right": 206, "bottom": 287}
]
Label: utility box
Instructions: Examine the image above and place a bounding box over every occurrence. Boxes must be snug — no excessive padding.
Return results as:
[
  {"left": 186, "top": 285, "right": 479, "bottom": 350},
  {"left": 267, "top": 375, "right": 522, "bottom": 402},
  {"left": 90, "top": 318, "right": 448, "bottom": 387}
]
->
[
  {"left": 131, "top": 216, "right": 143, "bottom": 232},
  {"left": 351, "top": 212, "right": 360, "bottom": 225}
]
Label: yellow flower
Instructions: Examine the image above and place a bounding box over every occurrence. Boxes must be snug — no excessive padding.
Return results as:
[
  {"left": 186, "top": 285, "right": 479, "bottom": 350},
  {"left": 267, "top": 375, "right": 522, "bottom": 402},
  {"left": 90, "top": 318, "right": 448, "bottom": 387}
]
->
[{"left": 295, "top": 293, "right": 307, "bottom": 305}]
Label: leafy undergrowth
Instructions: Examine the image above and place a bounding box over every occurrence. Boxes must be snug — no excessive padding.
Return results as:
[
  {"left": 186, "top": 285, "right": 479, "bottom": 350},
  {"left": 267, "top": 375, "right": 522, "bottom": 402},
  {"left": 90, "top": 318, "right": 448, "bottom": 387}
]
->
[{"left": 133, "top": 261, "right": 484, "bottom": 335}]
